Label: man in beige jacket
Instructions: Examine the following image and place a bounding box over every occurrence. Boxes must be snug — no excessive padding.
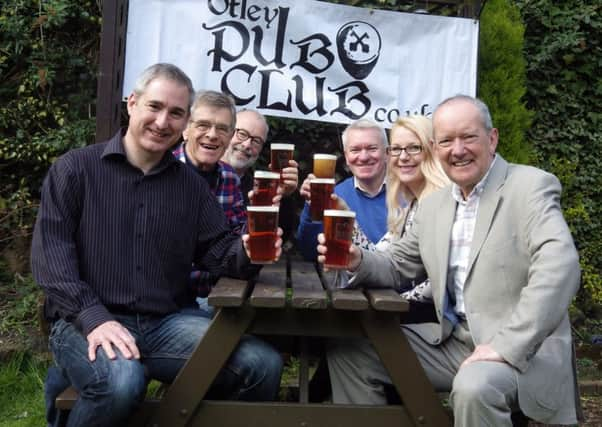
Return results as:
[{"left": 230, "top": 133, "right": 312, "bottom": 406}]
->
[{"left": 320, "top": 95, "right": 580, "bottom": 426}]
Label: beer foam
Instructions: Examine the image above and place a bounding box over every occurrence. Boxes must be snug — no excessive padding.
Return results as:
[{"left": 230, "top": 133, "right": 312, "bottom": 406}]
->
[
  {"left": 254, "top": 170, "right": 280, "bottom": 179},
  {"left": 270, "top": 143, "right": 295, "bottom": 150},
  {"left": 324, "top": 209, "right": 356, "bottom": 218}
]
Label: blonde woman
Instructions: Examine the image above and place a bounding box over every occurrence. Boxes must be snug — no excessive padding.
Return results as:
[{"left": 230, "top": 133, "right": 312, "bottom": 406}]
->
[{"left": 342, "top": 115, "right": 449, "bottom": 312}]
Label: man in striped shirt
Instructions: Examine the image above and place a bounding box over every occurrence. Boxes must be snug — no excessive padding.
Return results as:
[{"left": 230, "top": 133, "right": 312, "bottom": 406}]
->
[{"left": 33, "top": 63, "right": 283, "bottom": 427}]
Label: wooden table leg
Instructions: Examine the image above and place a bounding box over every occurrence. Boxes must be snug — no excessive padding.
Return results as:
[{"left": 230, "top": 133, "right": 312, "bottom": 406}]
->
[
  {"left": 298, "top": 336, "right": 310, "bottom": 404},
  {"left": 360, "top": 310, "right": 452, "bottom": 427},
  {"left": 147, "top": 305, "right": 256, "bottom": 427}
]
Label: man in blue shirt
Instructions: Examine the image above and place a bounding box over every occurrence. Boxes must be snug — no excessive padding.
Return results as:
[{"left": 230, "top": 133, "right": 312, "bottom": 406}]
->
[{"left": 296, "top": 119, "right": 389, "bottom": 260}]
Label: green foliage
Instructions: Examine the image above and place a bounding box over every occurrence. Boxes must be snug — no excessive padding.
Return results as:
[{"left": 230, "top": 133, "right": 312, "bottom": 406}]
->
[
  {"left": 0, "top": 352, "right": 48, "bottom": 426},
  {"left": 0, "top": 264, "right": 41, "bottom": 337},
  {"left": 0, "top": 0, "right": 99, "bottom": 260},
  {"left": 516, "top": 0, "right": 602, "bottom": 314},
  {"left": 478, "top": 0, "right": 534, "bottom": 164}
]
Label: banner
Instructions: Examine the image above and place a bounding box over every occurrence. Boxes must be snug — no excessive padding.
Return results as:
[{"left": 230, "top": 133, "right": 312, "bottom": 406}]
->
[{"left": 123, "top": 0, "right": 479, "bottom": 127}]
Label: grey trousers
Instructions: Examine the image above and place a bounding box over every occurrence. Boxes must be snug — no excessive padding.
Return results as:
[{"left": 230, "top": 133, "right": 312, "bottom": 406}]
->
[{"left": 326, "top": 323, "right": 519, "bottom": 427}]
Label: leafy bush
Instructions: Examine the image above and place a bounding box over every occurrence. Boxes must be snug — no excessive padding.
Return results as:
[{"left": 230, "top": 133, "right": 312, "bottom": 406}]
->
[
  {"left": 0, "top": 260, "right": 41, "bottom": 337},
  {"left": 516, "top": 0, "right": 602, "bottom": 315},
  {"left": 478, "top": 0, "right": 534, "bottom": 164},
  {"left": 0, "top": 0, "right": 99, "bottom": 265}
]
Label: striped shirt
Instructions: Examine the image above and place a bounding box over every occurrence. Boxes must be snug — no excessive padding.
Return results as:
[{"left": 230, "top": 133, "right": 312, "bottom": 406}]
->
[
  {"left": 31, "top": 131, "right": 257, "bottom": 335},
  {"left": 447, "top": 156, "right": 497, "bottom": 317}
]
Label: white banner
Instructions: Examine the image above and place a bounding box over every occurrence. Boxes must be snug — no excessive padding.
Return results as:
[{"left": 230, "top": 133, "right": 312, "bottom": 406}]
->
[{"left": 123, "top": 0, "right": 479, "bottom": 127}]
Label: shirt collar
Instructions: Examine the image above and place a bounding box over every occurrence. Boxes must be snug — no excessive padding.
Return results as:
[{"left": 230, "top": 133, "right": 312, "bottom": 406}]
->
[
  {"left": 451, "top": 154, "right": 497, "bottom": 203},
  {"left": 101, "top": 129, "right": 179, "bottom": 175},
  {"left": 353, "top": 175, "right": 387, "bottom": 198}
]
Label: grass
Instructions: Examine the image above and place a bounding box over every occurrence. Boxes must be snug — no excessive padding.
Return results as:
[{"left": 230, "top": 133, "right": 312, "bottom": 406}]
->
[{"left": 0, "top": 352, "right": 48, "bottom": 427}]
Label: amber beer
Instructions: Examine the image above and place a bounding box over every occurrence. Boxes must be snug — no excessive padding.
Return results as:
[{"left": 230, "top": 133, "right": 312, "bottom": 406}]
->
[
  {"left": 247, "top": 206, "right": 279, "bottom": 264},
  {"left": 310, "top": 178, "right": 335, "bottom": 222},
  {"left": 313, "top": 154, "right": 337, "bottom": 178},
  {"left": 323, "top": 209, "right": 356, "bottom": 269},
  {"left": 270, "top": 143, "right": 295, "bottom": 177},
  {"left": 252, "top": 171, "right": 280, "bottom": 206}
]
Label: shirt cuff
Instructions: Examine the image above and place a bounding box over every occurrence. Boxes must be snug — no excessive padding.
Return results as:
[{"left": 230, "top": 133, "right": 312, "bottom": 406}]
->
[{"left": 75, "top": 304, "right": 114, "bottom": 336}]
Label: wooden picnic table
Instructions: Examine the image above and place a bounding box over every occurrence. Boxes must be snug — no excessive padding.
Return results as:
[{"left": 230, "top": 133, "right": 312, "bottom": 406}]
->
[{"left": 137, "top": 253, "right": 451, "bottom": 427}]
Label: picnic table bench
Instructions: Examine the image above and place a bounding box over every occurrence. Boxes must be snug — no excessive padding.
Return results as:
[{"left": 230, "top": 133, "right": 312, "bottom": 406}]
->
[{"left": 55, "top": 253, "right": 451, "bottom": 426}]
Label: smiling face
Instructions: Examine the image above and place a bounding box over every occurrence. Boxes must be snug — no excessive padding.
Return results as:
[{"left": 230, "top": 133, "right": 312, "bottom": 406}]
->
[
  {"left": 184, "top": 105, "right": 235, "bottom": 171},
  {"left": 433, "top": 99, "right": 498, "bottom": 198},
  {"left": 343, "top": 127, "right": 387, "bottom": 186},
  {"left": 388, "top": 126, "right": 426, "bottom": 197},
  {"left": 125, "top": 77, "right": 190, "bottom": 158},
  {"left": 222, "top": 110, "right": 268, "bottom": 174}
]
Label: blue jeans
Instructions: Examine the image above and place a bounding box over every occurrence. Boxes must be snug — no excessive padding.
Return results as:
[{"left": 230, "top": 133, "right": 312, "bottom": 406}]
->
[{"left": 47, "top": 310, "right": 283, "bottom": 427}]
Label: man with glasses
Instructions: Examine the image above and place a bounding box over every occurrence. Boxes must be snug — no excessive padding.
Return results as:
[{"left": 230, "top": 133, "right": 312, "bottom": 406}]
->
[
  {"left": 222, "top": 109, "right": 299, "bottom": 205},
  {"left": 173, "top": 91, "right": 246, "bottom": 234}
]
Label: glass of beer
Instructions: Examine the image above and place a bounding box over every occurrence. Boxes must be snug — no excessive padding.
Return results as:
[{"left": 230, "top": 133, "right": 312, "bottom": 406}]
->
[
  {"left": 247, "top": 206, "right": 279, "bottom": 264},
  {"left": 252, "top": 171, "right": 280, "bottom": 206},
  {"left": 270, "top": 143, "right": 295, "bottom": 177},
  {"left": 323, "top": 209, "right": 356, "bottom": 269},
  {"left": 313, "top": 154, "right": 337, "bottom": 178},
  {"left": 310, "top": 178, "right": 335, "bottom": 222}
]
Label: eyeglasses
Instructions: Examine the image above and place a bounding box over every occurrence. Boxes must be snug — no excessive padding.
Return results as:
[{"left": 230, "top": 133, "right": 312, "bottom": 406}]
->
[
  {"left": 387, "top": 145, "right": 423, "bottom": 157},
  {"left": 235, "top": 128, "right": 265, "bottom": 148},
  {"left": 191, "top": 120, "right": 233, "bottom": 137}
]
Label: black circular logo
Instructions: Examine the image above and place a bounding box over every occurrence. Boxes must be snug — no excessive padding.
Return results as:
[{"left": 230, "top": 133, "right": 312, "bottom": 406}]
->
[{"left": 336, "top": 21, "right": 382, "bottom": 80}]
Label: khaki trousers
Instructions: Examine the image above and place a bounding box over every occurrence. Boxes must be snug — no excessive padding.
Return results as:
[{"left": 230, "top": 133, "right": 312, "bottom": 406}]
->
[{"left": 326, "top": 322, "right": 519, "bottom": 427}]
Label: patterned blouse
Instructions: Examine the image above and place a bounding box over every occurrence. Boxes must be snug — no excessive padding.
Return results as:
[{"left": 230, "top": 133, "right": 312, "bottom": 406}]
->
[{"left": 338, "top": 200, "right": 432, "bottom": 303}]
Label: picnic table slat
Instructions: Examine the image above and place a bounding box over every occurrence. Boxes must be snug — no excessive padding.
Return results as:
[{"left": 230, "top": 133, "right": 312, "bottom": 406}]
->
[
  {"left": 208, "top": 277, "right": 250, "bottom": 307},
  {"left": 319, "top": 267, "right": 371, "bottom": 311},
  {"left": 330, "top": 288, "right": 370, "bottom": 311},
  {"left": 185, "top": 401, "right": 412, "bottom": 427},
  {"left": 250, "top": 261, "right": 287, "bottom": 308},
  {"left": 290, "top": 259, "right": 328, "bottom": 309},
  {"left": 365, "top": 288, "right": 410, "bottom": 312}
]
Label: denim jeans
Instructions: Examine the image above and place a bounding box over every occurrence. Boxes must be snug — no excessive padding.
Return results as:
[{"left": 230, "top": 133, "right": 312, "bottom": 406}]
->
[{"left": 46, "top": 310, "right": 283, "bottom": 427}]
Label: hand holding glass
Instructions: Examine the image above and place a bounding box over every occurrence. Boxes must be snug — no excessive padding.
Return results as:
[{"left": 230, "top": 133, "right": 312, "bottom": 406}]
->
[
  {"left": 270, "top": 143, "right": 295, "bottom": 179},
  {"left": 323, "top": 209, "right": 356, "bottom": 269},
  {"left": 247, "top": 206, "right": 279, "bottom": 264},
  {"left": 310, "top": 178, "right": 335, "bottom": 222}
]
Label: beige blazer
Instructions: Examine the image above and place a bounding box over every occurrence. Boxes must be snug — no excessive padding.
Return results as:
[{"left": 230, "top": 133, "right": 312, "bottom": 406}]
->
[{"left": 355, "top": 156, "right": 580, "bottom": 424}]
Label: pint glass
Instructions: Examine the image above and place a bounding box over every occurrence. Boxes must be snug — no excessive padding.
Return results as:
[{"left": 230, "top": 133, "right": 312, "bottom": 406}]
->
[
  {"left": 270, "top": 143, "right": 295, "bottom": 177},
  {"left": 252, "top": 171, "right": 280, "bottom": 206},
  {"left": 310, "top": 178, "right": 335, "bottom": 222},
  {"left": 247, "top": 206, "right": 279, "bottom": 264},
  {"left": 323, "top": 209, "right": 356, "bottom": 269},
  {"left": 313, "top": 154, "right": 337, "bottom": 179}
]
